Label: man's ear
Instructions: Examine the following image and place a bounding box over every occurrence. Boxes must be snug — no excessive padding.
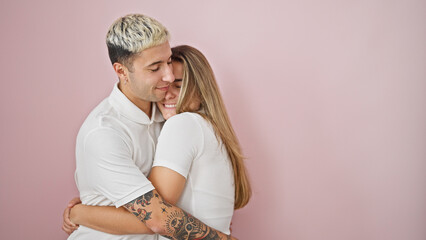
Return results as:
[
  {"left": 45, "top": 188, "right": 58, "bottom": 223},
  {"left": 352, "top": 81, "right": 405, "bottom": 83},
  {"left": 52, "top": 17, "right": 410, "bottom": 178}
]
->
[{"left": 113, "top": 62, "right": 128, "bottom": 83}]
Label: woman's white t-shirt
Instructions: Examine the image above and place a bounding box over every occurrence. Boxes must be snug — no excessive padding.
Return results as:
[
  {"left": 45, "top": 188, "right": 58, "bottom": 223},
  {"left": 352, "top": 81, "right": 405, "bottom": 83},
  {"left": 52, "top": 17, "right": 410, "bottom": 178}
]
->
[{"left": 153, "top": 112, "right": 235, "bottom": 237}]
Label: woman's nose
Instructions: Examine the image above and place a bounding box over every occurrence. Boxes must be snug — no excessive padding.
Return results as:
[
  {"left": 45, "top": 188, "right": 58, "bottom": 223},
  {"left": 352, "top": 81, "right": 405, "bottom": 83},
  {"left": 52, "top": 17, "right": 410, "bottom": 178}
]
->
[{"left": 164, "top": 88, "right": 176, "bottom": 100}]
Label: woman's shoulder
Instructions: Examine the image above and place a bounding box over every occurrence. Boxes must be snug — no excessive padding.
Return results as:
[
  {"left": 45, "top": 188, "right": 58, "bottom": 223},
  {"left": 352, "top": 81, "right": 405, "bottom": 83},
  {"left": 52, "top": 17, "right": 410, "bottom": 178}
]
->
[
  {"left": 162, "top": 112, "right": 205, "bottom": 130},
  {"left": 166, "top": 112, "right": 204, "bottom": 124},
  {"left": 160, "top": 112, "right": 206, "bottom": 142}
]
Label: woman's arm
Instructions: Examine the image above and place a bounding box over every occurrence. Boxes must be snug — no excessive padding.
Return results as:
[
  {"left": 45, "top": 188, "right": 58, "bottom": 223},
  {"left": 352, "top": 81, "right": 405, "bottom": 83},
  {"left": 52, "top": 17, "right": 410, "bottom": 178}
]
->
[
  {"left": 69, "top": 204, "right": 154, "bottom": 235},
  {"left": 148, "top": 166, "right": 186, "bottom": 205}
]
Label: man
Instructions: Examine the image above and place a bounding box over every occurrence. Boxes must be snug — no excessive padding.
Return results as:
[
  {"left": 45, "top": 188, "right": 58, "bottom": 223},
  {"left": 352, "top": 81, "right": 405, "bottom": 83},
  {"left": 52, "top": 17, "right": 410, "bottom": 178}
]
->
[{"left": 67, "top": 14, "right": 234, "bottom": 240}]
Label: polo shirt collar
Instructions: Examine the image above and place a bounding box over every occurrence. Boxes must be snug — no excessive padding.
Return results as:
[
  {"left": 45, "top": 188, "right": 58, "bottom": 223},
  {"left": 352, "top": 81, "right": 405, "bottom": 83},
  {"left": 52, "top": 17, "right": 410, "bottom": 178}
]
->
[{"left": 108, "top": 83, "right": 164, "bottom": 124}]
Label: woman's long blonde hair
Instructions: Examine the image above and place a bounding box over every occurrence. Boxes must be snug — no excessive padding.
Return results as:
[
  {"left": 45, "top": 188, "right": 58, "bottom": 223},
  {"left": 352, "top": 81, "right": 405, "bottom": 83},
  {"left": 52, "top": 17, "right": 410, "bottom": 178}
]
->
[{"left": 172, "top": 45, "right": 251, "bottom": 209}]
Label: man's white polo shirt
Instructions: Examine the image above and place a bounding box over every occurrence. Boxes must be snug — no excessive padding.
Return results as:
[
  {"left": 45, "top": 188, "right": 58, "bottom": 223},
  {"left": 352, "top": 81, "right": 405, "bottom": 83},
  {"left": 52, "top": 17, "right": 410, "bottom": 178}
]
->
[{"left": 68, "top": 83, "right": 163, "bottom": 240}]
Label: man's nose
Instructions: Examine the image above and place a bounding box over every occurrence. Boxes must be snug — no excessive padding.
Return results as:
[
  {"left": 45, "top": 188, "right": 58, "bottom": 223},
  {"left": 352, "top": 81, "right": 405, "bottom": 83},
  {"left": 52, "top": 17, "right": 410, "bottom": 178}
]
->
[{"left": 162, "top": 64, "right": 174, "bottom": 83}]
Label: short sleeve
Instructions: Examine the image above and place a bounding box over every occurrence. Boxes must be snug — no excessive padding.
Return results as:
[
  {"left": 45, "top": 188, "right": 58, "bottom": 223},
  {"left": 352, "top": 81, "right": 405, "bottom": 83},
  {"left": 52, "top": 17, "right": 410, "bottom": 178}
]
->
[
  {"left": 80, "top": 128, "right": 154, "bottom": 207},
  {"left": 152, "top": 113, "right": 204, "bottom": 178}
]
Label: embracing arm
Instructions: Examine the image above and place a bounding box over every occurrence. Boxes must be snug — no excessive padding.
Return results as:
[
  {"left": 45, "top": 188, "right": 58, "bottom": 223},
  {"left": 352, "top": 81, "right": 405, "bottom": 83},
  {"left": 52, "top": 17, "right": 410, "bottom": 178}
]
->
[
  {"left": 64, "top": 166, "right": 185, "bottom": 235},
  {"left": 69, "top": 204, "right": 153, "bottom": 235},
  {"left": 123, "top": 189, "right": 234, "bottom": 240},
  {"left": 148, "top": 166, "right": 186, "bottom": 205},
  {"left": 73, "top": 165, "right": 233, "bottom": 239}
]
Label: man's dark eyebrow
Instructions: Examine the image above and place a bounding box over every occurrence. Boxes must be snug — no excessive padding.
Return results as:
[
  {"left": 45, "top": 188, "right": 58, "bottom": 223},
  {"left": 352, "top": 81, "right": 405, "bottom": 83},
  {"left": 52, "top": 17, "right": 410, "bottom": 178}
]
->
[
  {"left": 146, "top": 60, "right": 163, "bottom": 67},
  {"left": 146, "top": 55, "right": 172, "bottom": 68}
]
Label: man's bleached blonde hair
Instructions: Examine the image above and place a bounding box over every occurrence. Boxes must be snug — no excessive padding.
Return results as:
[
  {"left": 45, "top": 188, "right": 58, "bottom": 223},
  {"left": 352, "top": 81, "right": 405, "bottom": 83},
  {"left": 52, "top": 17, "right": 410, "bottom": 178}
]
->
[{"left": 106, "top": 14, "right": 170, "bottom": 69}]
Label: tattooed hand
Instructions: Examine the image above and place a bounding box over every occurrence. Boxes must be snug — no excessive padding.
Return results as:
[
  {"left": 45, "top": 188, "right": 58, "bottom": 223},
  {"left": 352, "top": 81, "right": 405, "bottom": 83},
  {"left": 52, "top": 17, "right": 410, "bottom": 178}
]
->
[{"left": 123, "top": 190, "right": 236, "bottom": 240}]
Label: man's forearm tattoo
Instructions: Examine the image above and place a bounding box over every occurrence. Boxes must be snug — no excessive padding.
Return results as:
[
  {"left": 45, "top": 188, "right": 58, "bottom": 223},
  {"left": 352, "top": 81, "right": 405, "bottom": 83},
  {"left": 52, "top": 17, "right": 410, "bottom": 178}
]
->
[
  {"left": 164, "top": 210, "right": 225, "bottom": 239},
  {"left": 125, "top": 190, "right": 231, "bottom": 240},
  {"left": 123, "top": 190, "right": 154, "bottom": 222}
]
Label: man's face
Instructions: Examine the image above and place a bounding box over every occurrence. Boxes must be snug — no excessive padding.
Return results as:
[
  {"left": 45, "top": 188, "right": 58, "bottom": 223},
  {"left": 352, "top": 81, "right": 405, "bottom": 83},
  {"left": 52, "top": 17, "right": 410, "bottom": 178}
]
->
[{"left": 121, "top": 41, "right": 174, "bottom": 105}]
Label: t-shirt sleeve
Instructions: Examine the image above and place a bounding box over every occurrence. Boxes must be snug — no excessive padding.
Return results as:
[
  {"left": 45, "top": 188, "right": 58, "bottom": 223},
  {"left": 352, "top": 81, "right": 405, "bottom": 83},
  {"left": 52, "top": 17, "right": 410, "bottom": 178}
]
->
[
  {"left": 152, "top": 113, "right": 204, "bottom": 178},
  {"left": 81, "top": 128, "right": 154, "bottom": 207}
]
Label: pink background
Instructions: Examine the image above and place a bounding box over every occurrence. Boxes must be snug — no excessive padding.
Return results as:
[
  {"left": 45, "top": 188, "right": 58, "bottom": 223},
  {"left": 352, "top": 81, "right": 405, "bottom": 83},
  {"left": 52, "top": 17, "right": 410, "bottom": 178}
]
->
[{"left": 1, "top": 0, "right": 425, "bottom": 239}]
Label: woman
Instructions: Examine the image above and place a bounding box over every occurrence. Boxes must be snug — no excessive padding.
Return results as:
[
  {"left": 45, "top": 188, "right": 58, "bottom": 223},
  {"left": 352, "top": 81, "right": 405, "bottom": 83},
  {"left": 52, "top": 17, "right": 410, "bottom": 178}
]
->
[{"left": 63, "top": 45, "right": 251, "bottom": 237}]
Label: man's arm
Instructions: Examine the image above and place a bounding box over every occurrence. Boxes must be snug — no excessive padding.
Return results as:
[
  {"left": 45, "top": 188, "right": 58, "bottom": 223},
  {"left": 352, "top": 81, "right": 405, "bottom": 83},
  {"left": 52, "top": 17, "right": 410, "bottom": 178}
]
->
[
  {"left": 63, "top": 167, "right": 228, "bottom": 237},
  {"left": 123, "top": 189, "right": 234, "bottom": 240},
  {"left": 62, "top": 165, "right": 185, "bottom": 235}
]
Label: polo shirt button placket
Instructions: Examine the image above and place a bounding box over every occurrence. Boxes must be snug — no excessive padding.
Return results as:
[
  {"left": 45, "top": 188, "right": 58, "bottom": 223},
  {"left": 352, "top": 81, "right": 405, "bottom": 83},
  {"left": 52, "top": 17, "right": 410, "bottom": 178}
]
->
[{"left": 147, "top": 123, "right": 156, "bottom": 152}]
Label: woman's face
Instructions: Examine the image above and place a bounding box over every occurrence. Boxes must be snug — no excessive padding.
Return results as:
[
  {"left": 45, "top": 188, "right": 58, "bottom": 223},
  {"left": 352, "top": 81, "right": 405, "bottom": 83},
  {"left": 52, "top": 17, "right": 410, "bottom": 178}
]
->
[{"left": 157, "top": 61, "right": 200, "bottom": 120}]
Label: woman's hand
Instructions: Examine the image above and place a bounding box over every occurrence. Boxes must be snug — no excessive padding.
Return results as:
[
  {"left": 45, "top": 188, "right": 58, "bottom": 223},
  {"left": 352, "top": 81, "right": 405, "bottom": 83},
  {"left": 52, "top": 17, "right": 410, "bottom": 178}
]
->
[{"left": 62, "top": 197, "right": 81, "bottom": 235}]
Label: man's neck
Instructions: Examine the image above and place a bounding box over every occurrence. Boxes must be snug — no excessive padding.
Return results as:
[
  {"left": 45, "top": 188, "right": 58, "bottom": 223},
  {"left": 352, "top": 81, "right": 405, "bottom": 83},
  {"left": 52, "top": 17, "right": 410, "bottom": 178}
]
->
[
  {"left": 131, "top": 98, "right": 152, "bottom": 118},
  {"left": 118, "top": 83, "right": 152, "bottom": 118}
]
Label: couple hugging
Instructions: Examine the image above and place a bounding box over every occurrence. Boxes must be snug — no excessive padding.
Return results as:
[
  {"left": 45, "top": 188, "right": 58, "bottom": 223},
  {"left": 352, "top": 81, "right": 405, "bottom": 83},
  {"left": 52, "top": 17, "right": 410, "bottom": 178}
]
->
[{"left": 62, "top": 14, "right": 251, "bottom": 240}]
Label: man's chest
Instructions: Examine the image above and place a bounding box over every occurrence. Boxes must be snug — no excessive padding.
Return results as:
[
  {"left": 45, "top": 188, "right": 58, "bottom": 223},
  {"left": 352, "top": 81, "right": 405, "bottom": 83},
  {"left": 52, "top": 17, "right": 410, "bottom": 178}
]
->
[{"left": 128, "top": 123, "right": 162, "bottom": 176}]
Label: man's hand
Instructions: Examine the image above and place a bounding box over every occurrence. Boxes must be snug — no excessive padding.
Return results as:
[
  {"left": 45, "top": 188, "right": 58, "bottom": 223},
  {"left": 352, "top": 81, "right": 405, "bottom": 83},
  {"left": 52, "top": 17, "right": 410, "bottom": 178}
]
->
[{"left": 62, "top": 197, "right": 81, "bottom": 235}]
